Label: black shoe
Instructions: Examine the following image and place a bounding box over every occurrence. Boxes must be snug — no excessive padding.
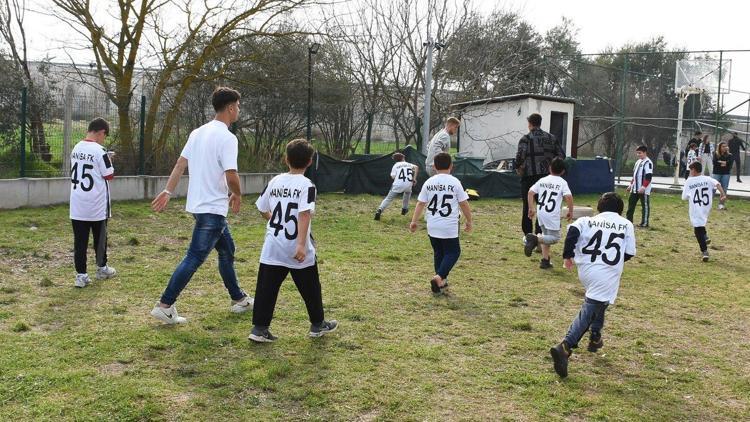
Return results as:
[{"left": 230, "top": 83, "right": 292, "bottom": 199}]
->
[
  {"left": 737, "top": 179, "right": 742, "bottom": 183},
  {"left": 401, "top": 208, "right": 408, "bottom": 216},
  {"left": 430, "top": 277, "right": 441, "bottom": 293},
  {"left": 374, "top": 210, "right": 381, "bottom": 221},
  {"left": 249, "top": 326, "right": 278, "bottom": 343},
  {"left": 524, "top": 233, "right": 538, "bottom": 257},
  {"left": 540, "top": 258, "right": 553, "bottom": 269},
  {"left": 587, "top": 338, "right": 604, "bottom": 353},
  {"left": 702, "top": 250, "right": 709, "bottom": 262},
  {"left": 309, "top": 320, "right": 338, "bottom": 338},
  {"left": 638, "top": 223, "right": 649, "bottom": 228},
  {"left": 550, "top": 342, "right": 570, "bottom": 378}
]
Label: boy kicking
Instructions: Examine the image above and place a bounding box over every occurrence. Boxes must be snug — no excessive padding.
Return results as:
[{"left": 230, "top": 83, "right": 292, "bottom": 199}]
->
[
  {"left": 550, "top": 192, "right": 636, "bottom": 378},
  {"left": 682, "top": 162, "right": 727, "bottom": 262},
  {"left": 374, "top": 152, "right": 418, "bottom": 220},
  {"left": 409, "top": 153, "right": 473, "bottom": 294},
  {"left": 524, "top": 157, "right": 573, "bottom": 269},
  {"left": 249, "top": 139, "right": 337, "bottom": 342}
]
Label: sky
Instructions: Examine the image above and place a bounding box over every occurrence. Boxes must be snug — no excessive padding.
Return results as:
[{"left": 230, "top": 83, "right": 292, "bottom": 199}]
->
[{"left": 19, "top": 0, "right": 750, "bottom": 116}]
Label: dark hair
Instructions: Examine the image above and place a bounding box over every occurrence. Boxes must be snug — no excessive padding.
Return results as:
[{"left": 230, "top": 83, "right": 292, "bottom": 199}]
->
[
  {"left": 87, "top": 118, "right": 110, "bottom": 135},
  {"left": 286, "top": 138, "right": 315, "bottom": 169},
  {"left": 211, "top": 87, "right": 241, "bottom": 111},
  {"left": 527, "top": 113, "right": 542, "bottom": 127},
  {"left": 549, "top": 157, "right": 566, "bottom": 175},
  {"left": 392, "top": 152, "right": 405, "bottom": 162},
  {"left": 689, "top": 161, "right": 702, "bottom": 174},
  {"left": 635, "top": 145, "right": 648, "bottom": 153},
  {"left": 433, "top": 152, "right": 452, "bottom": 170},
  {"left": 695, "top": 131, "right": 702, "bottom": 136},
  {"left": 597, "top": 192, "right": 624, "bottom": 214}
]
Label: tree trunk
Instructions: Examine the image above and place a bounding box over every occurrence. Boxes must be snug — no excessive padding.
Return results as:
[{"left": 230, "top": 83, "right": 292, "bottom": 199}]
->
[{"left": 365, "top": 111, "right": 374, "bottom": 154}]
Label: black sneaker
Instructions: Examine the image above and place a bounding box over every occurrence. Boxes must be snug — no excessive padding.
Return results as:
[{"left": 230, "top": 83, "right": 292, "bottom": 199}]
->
[
  {"left": 702, "top": 250, "right": 709, "bottom": 262},
  {"left": 374, "top": 210, "right": 382, "bottom": 221},
  {"left": 587, "top": 338, "right": 604, "bottom": 353},
  {"left": 550, "top": 342, "right": 571, "bottom": 378},
  {"left": 401, "top": 208, "right": 408, "bottom": 216},
  {"left": 638, "top": 223, "right": 649, "bottom": 228},
  {"left": 430, "top": 277, "right": 441, "bottom": 293},
  {"left": 524, "top": 233, "right": 538, "bottom": 257},
  {"left": 309, "top": 320, "right": 338, "bottom": 338},
  {"left": 249, "top": 326, "right": 278, "bottom": 343},
  {"left": 540, "top": 258, "right": 553, "bottom": 269},
  {"left": 705, "top": 236, "right": 711, "bottom": 245}
]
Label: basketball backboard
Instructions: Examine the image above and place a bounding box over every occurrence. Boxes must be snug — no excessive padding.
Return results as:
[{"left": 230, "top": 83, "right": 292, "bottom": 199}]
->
[{"left": 674, "top": 58, "right": 731, "bottom": 94}]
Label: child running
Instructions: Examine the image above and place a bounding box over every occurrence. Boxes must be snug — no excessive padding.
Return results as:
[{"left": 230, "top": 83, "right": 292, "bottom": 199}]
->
[
  {"left": 249, "top": 139, "right": 338, "bottom": 342},
  {"left": 374, "top": 152, "right": 418, "bottom": 220},
  {"left": 524, "top": 157, "right": 573, "bottom": 269},
  {"left": 409, "top": 152, "right": 473, "bottom": 294},
  {"left": 550, "top": 192, "right": 636, "bottom": 378},
  {"left": 682, "top": 161, "right": 727, "bottom": 262}
]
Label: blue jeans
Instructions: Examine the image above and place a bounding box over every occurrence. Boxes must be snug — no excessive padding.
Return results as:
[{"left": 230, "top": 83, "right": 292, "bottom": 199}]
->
[
  {"left": 429, "top": 236, "right": 461, "bottom": 279},
  {"left": 160, "top": 213, "right": 245, "bottom": 305},
  {"left": 712, "top": 173, "right": 730, "bottom": 193},
  {"left": 564, "top": 297, "right": 609, "bottom": 348}
]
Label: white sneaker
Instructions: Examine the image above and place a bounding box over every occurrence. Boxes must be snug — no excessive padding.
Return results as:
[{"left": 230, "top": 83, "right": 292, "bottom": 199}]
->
[
  {"left": 150, "top": 303, "right": 187, "bottom": 324},
  {"left": 230, "top": 296, "right": 254, "bottom": 314},
  {"left": 96, "top": 265, "right": 117, "bottom": 280},
  {"left": 74, "top": 273, "right": 91, "bottom": 288}
]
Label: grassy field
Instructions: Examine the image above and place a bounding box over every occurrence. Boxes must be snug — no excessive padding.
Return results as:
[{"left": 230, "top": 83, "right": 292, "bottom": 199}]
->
[{"left": 0, "top": 190, "right": 748, "bottom": 421}]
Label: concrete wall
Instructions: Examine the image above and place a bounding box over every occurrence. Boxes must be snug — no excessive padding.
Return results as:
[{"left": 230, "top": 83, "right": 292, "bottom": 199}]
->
[{"left": 0, "top": 173, "right": 277, "bottom": 210}]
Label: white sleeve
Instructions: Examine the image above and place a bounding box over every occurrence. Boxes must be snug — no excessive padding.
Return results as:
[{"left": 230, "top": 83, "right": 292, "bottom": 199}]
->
[
  {"left": 299, "top": 182, "right": 316, "bottom": 213},
  {"left": 455, "top": 181, "right": 469, "bottom": 202},
  {"left": 255, "top": 182, "right": 272, "bottom": 213},
  {"left": 681, "top": 184, "right": 689, "bottom": 201},
  {"left": 562, "top": 180, "right": 572, "bottom": 197},
  {"left": 97, "top": 149, "right": 114, "bottom": 178},
  {"left": 529, "top": 179, "right": 540, "bottom": 194},
  {"left": 220, "top": 136, "right": 239, "bottom": 171},
  {"left": 390, "top": 164, "right": 398, "bottom": 178},
  {"left": 180, "top": 133, "right": 194, "bottom": 160}
]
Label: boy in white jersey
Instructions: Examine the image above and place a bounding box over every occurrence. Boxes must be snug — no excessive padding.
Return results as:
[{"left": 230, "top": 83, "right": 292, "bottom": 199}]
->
[
  {"left": 626, "top": 145, "right": 653, "bottom": 227},
  {"left": 150, "top": 87, "right": 253, "bottom": 324},
  {"left": 69, "top": 118, "right": 117, "bottom": 287},
  {"left": 409, "top": 153, "right": 473, "bottom": 294},
  {"left": 682, "top": 162, "right": 727, "bottom": 262},
  {"left": 549, "top": 192, "right": 636, "bottom": 378},
  {"left": 524, "top": 157, "right": 573, "bottom": 269},
  {"left": 374, "top": 152, "right": 418, "bottom": 220},
  {"left": 249, "top": 139, "right": 338, "bottom": 343}
]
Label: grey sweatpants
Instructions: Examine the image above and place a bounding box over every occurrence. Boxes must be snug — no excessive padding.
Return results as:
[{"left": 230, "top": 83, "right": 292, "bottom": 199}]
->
[
  {"left": 378, "top": 187, "right": 412, "bottom": 212},
  {"left": 539, "top": 223, "right": 561, "bottom": 245}
]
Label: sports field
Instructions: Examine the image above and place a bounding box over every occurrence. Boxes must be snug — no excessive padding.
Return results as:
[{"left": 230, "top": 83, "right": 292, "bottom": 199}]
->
[{"left": 0, "top": 191, "right": 748, "bottom": 420}]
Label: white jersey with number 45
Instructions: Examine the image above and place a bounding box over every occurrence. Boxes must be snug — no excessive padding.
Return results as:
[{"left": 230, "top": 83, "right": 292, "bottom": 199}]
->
[
  {"left": 417, "top": 173, "right": 469, "bottom": 239},
  {"left": 390, "top": 161, "right": 417, "bottom": 192},
  {"left": 570, "top": 212, "right": 636, "bottom": 304},
  {"left": 69, "top": 140, "right": 114, "bottom": 221},
  {"left": 682, "top": 175, "right": 720, "bottom": 227},
  {"left": 529, "top": 174, "right": 571, "bottom": 230},
  {"left": 256, "top": 173, "right": 317, "bottom": 269}
]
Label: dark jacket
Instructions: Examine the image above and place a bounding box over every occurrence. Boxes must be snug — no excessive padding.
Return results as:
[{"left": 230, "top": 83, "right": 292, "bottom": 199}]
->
[
  {"left": 515, "top": 128, "right": 564, "bottom": 177},
  {"left": 713, "top": 153, "right": 734, "bottom": 174},
  {"left": 728, "top": 136, "right": 746, "bottom": 154}
]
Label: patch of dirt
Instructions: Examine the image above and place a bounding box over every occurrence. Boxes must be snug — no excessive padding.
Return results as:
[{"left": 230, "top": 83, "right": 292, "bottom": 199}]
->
[
  {"left": 99, "top": 362, "right": 128, "bottom": 376},
  {"left": 357, "top": 408, "right": 380, "bottom": 422}
]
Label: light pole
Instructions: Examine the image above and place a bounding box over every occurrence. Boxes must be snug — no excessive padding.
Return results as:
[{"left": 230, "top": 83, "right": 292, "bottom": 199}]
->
[
  {"left": 421, "top": 37, "right": 445, "bottom": 154},
  {"left": 307, "top": 42, "right": 320, "bottom": 142}
]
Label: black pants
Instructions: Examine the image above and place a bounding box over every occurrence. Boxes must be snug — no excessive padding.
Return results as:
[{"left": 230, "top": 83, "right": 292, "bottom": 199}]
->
[
  {"left": 694, "top": 226, "right": 708, "bottom": 252},
  {"left": 626, "top": 193, "right": 650, "bottom": 226},
  {"left": 732, "top": 154, "right": 742, "bottom": 180},
  {"left": 71, "top": 219, "right": 108, "bottom": 274},
  {"left": 520, "top": 175, "right": 543, "bottom": 235},
  {"left": 252, "top": 263, "right": 325, "bottom": 328}
]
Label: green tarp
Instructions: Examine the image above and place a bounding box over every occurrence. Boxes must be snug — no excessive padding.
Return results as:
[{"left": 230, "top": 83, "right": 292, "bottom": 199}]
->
[{"left": 306, "top": 145, "right": 521, "bottom": 198}]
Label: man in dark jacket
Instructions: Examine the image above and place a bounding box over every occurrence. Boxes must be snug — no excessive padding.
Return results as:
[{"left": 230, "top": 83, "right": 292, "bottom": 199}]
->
[
  {"left": 515, "top": 113, "right": 565, "bottom": 236},
  {"left": 728, "top": 132, "right": 746, "bottom": 182}
]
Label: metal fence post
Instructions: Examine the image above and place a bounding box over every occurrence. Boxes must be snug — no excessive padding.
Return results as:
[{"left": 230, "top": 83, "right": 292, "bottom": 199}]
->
[
  {"left": 614, "top": 54, "right": 628, "bottom": 182},
  {"left": 714, "top": 51, "right": 723, "bottom": 143},
  {"left": 139, "top": 95, "right": 146, "bottom": 175},
  {"left": 62, "top": 85, "right": 73, "bottom": 176},
  {"left": 19, "top": 87, "right": 27, "bottom": 178}
]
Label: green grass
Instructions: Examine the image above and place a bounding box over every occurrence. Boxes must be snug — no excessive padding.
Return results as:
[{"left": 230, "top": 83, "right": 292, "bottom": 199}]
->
[{"left": 0, "top": 190, "right": 749, "bottom": 420}]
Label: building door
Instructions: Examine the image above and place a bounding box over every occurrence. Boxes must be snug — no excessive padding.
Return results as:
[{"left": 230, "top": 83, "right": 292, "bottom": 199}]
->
[{"left": 549, "top": 111, "right": 568, "bottom": 153}]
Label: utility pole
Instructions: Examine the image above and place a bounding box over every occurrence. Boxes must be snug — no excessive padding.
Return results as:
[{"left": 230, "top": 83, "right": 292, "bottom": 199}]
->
[{"left": 421, "top": 37, "right": 445, "bottom": 154}]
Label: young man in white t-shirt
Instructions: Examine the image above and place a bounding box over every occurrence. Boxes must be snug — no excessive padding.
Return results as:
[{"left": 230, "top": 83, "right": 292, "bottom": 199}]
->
[
  {"left": 524, "top": 157, "right": 573, "bottom": 269},
  {"left": 682, "top": 161, "right": 727, "bottom": 262},
  {"left": 249, "top": 139, "right": 338, "bottom": 343},
  {"left": 425, "top": 117, "right": 459, "bottom": 177},
  {"left": 549, "top": 192, "right": 636, "bottom": 378},
  {"left": 374, "top": 152, "right": 418, "bottom": 220},
  {"left": 410, "top": 152, "right": 473, "bottom": 294},
  {"left": 626, "top": 145, "right": 653, "bottom": 227},
  {"left": 149, "top": 87, "right": 253, "bottom": 324},
  {"left": 69, "top": 118, "right": 117, "bottom": 287}
]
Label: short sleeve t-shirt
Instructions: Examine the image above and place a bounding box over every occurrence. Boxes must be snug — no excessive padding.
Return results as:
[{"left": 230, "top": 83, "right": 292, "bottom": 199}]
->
[
  {"left": 181, "top": 120, "right": 238, "bottom": 216},
  {"left": 417, "top": 173, "right": 469, "bottom": 239},
  {"left": 570, "top": 212, "right": 636, "bottom": 304},
  {"left": 69, "top": 140, "right": 115, "bottom": 221},
  {"left": 682, "top": 175, "right": 720, "bottom": 227},
  {"left": 390, "top": 161, "right": 417, "bottom": 192},
  {"left": 529, "top": 174, "right": 571, "bottom": 231},
  {"left": 256, "top": 173, "right": 317, "bottom": 269},
  {"left": 632, "top": 157, "right": 653, "bottom": 195}
]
